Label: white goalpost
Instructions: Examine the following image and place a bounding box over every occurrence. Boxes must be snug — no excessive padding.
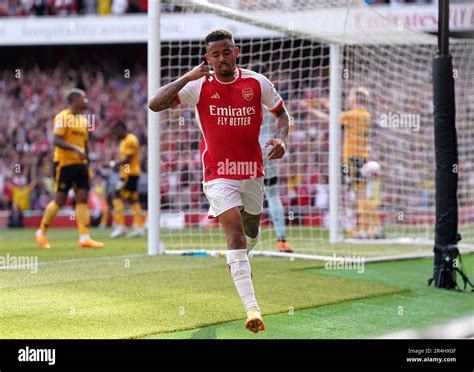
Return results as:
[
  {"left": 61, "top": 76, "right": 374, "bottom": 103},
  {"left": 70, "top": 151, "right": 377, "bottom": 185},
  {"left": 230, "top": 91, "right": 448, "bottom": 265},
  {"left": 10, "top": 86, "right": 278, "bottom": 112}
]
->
[
  {"left": 147, "top": 0, "right": 474, "bottom": 260},
  {"left": 147, "top": 0, "right": 164, "bottom": 255},
  {"left": 328, "top": 43, "right": 342, "bottom": 245}
]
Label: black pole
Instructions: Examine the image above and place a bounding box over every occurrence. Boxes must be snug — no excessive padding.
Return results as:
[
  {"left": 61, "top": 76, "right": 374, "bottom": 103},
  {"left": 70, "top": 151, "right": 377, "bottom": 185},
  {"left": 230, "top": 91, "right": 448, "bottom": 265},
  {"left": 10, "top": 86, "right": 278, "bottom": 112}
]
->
[
  {"left": 431, "top": 0, "right": 460, "bottom": 289},
  {"left": 438, "top": 0, "right": 450, "bottom": 56}
]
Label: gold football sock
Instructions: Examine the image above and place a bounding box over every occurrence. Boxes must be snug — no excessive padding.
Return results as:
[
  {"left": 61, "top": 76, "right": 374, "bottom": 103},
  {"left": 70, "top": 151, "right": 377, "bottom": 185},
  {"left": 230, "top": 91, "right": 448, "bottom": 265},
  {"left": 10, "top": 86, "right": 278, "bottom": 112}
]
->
[
  {"left": 112, "top": 198, "right": 125, "bottom": 226},
  {"left": 369, "top": 205, "right": 381, "bottom": 231},
  {"left": 75, "top": 203, "right": 90, "bottom": 236},
  {"left": 357, "top": 199, "right": 369, "bottom": 232},
  {"left": 39, "top": 201, "right": 60, "bottom": 233},
  {"left": 130, "top": 202, "right": 143, "bottom": 229},
  {"left": 100, "top": 205, "right": 109, "bottom": 226}
]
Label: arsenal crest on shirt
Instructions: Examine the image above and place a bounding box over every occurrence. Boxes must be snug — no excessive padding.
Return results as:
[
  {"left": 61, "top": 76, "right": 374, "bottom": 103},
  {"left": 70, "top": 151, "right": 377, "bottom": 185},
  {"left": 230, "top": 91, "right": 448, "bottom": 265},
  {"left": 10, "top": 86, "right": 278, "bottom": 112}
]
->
[{"left": 242, "top": 88, "right": 253, "bottom": 101}]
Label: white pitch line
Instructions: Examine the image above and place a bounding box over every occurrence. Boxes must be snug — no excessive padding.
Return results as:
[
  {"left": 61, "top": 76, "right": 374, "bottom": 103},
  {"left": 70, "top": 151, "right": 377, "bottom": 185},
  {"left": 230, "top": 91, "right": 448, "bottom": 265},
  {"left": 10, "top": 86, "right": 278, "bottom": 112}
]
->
[
  {"left": 30, "top": 246, "right": 474, "bottom": 267},
  {"left": 37, "top": 253, "right": 148, "bottom": 266},
  {"left": 249, "top": 248, "right": 474, "bottom": 263}
]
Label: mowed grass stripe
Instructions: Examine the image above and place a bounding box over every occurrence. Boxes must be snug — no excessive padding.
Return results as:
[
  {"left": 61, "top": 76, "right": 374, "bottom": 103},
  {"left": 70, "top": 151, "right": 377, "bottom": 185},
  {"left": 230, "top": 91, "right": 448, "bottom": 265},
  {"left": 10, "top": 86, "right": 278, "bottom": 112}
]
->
[
  {"left": 147, "top": 255, "right": 474, "bottom": 339},
  {"left": 1, "top": 228, "right": 436, "bottom": 263},
  {"left": 0, "top": 254, "right": 403, "bottom": 338}
]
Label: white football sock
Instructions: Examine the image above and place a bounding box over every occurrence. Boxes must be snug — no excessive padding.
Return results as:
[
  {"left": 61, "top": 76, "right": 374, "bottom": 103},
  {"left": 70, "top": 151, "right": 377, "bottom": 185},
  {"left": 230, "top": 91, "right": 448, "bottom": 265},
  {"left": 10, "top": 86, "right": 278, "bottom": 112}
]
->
[
  {"left": 227, "top": 249, "right": 259, "bottom": 313},
  {"left": 79, "top": 234, "right": 90, "bottom": 242}
]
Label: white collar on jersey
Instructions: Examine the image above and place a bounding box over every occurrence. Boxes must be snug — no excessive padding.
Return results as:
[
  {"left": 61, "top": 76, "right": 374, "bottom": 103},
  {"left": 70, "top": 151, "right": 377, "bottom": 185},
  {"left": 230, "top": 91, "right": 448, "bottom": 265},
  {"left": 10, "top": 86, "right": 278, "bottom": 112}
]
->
[{"left": 212, "top": 68, "right": 240, "bottom": 84}]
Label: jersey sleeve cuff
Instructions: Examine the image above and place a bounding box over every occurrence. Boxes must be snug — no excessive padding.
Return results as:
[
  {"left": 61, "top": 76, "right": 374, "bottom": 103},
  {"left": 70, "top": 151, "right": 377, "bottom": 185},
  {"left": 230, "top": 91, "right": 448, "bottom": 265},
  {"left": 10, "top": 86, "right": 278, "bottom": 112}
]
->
[
  {"left": 175, "top": 95, "right": 181, "bottom": 104},
  {"left": 268, "top": 100, "right": 284, "bottom": 115}
]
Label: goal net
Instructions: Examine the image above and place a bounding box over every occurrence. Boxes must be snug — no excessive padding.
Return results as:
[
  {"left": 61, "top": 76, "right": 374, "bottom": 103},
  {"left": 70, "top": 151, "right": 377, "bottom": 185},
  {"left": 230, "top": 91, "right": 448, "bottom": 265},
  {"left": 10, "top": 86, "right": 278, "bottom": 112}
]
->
[{"left": 155, "top": 0, "right": 474, "bottom": 260}]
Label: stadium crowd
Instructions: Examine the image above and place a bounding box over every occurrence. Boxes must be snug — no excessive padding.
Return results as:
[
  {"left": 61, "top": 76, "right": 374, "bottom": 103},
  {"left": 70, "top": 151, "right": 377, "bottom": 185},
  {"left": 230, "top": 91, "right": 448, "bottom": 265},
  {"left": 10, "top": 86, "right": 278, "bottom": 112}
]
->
[
  {"left": 0, "top": 46, "right": 328, "bottom": 227},
  {"left": 0, "top": 49, "right": 147, "bottom": 222},
  {"left": 4, "top": 39, "right": 471, "bottom": 228},
  {"left": 0, "top": 0, "right": 147, "bottom": 16}
]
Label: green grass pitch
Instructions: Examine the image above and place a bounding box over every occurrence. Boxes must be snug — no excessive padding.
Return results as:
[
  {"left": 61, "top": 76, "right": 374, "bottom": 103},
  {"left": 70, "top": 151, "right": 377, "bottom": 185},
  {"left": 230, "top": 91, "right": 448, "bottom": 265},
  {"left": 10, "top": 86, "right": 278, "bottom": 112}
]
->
[{"left": 0, "top": 228, "right": 473, "bottom": 339}]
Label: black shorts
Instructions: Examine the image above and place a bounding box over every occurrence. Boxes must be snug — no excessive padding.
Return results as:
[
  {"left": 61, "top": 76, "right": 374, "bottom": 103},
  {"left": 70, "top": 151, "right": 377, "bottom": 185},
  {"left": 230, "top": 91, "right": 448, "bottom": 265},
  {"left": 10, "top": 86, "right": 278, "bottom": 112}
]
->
[
  {"left": 115, "top": 176, "right": 139, "bottom": 200},
  {"left": 264, "top": 176, "right": 278, "bottom": 187},
  {"left": 343, "top": 157, "right": 366, "bottom": 185},
  {"left": 54, "top": 162, "right": 90, "bottom": 192},
  {"left": 122, "top": 176, "right": 139, "bottom": 192}
]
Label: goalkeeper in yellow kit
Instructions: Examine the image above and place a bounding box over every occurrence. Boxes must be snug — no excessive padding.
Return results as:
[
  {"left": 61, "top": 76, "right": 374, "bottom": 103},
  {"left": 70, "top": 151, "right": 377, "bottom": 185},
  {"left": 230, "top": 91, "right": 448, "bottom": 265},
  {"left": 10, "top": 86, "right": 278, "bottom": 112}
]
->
[{"left": 311, "top": 87, "right": 373, "bottom": 237}]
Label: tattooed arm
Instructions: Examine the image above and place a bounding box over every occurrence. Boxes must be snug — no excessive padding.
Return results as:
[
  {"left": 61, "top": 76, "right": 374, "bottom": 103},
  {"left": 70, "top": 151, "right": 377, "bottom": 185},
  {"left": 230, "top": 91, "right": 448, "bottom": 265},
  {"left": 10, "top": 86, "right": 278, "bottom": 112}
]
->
[
  {"left": 148, "top": 62, "right": 211, "bottom": 112},
  {"left": 265, "top": 105, "right": 290, "bottom": 160}
]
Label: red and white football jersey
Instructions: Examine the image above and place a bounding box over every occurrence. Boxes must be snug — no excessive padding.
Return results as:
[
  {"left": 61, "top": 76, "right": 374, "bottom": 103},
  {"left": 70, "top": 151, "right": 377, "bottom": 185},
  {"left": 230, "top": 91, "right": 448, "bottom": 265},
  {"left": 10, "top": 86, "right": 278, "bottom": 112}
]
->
[{"left": 176, "top": 67, "right": 284, "bottom": 182}]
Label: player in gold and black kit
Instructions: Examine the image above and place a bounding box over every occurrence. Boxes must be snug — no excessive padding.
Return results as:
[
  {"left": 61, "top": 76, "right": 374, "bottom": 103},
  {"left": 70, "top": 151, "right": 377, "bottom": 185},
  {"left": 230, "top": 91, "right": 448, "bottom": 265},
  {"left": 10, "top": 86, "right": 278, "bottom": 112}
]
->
[
  {"left": 108, "top": 120, "right": 144, "bottom": 239},
  {"left": 35, "top": 89, "right": 104, "bottom": 249},
  {"left": 310, "top": 87, "right": 372, "bottom": 238}
]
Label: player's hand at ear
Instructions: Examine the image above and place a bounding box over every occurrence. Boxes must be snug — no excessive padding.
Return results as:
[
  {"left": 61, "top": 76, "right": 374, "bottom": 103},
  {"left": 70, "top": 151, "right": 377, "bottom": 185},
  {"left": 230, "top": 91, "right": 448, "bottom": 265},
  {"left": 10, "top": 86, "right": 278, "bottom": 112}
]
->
[
  {"left": 184, "top": 61, "right": 212, "bottom": 82},
  {"left": 265, "top": 138, "right": 286, "bottom": 160}
]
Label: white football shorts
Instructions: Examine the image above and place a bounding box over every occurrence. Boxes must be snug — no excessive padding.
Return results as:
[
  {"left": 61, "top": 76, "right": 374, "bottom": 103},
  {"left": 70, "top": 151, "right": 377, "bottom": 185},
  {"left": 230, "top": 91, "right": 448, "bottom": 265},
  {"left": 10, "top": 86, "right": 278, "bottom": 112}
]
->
[{"left": 202, "top": 177, "right": 264, "bottom": 218}]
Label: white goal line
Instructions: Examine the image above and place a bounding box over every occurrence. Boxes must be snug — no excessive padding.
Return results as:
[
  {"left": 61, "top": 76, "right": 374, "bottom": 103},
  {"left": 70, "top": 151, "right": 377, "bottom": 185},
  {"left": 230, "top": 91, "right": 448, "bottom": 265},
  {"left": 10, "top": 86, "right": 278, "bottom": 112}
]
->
[{"left": 163, "top": 247, "right": 474, "bottom": 263}]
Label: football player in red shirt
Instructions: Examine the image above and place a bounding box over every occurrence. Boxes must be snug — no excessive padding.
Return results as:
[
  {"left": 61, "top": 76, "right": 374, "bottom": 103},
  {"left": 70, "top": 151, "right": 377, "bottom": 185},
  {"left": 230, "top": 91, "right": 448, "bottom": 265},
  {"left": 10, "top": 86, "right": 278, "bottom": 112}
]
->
[{"left": 149, "top": 29, "right": 290, "bottom": 334}]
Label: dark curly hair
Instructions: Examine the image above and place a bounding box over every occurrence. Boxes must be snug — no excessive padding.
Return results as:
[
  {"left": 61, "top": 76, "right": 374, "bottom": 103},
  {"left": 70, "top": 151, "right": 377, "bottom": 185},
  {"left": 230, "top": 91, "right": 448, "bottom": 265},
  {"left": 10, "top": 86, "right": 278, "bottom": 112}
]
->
[{"left": 204, "top": 29, "right": 234, "bottom": 48}]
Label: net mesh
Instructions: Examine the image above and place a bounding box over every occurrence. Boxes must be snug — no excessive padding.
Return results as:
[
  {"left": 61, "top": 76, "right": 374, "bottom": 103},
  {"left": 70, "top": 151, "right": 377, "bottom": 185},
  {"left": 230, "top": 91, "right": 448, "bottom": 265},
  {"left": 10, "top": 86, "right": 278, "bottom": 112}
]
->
[
  {"left": 341, "top": 42, "right": 474, "bottom": 247},
  {"left": 157, "top": 0, "right": 474, "bottom": 258}
]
